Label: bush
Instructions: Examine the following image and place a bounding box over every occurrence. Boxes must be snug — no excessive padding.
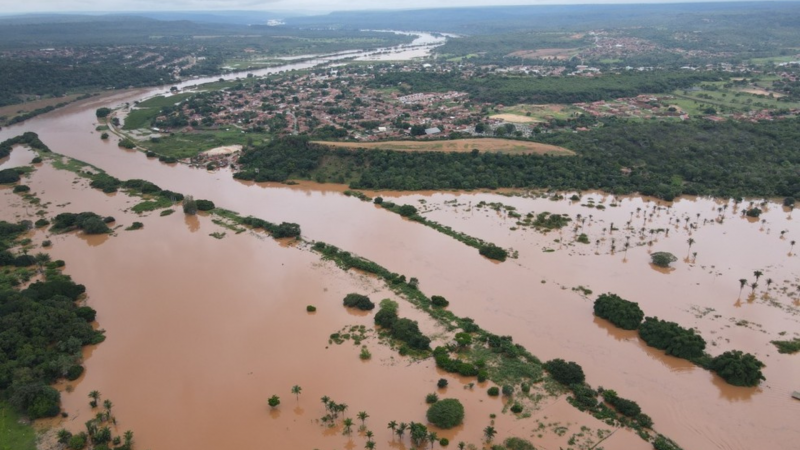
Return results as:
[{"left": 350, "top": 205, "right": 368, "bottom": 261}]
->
[
  {"left": 31, "top": 157, "right": 42, "bottom": 164},
  {"left": 118, "top": 138, "right": 136, "bottom": 149},
  {"left": 501, "top": 385, "right": 514, "bottom": 396},
  {"left": 593, "top": 293, "right": 644, "bottom": 330},
  {"left": 544, "top": 359, "right": 585, "bottom": 385},
  {"left": 431, "top": 295, "right": 449, "bottom": 308},
  {"left": 272, "top": 222, "right": 301, "bottom": 239},
  {"left": 711, "top": 350, "right": 765, "bottom": 387},
  {"left": 510, "top": 403, "right": 523, "bottom": 414},
  {"left": 487, "top": 386, "right": 500, "bottom": 396},
  {"left": 343, "top": 293, "right": 375, "bottom": 311},
  {"left": 0, "top": 168, "right": 21, "bottom": 184},
  {"left": 13, "top": 185, "right": 30, "bottom": 193},
  {"left": 306, "top": 305, "right": 317, "bottom": 312},
  {"left": 426, "top": 398, "right": 464, "bottom": 429},
  {"left": 504, "top": 437, "right": 536, "bottom": 450},
  {"left": 42, "top": 240, "right": 52, "bottom": 247},
  {"left": 95, "top": 107, "right": 112, "bottom": 118},
  {"left": 195, "top": 199, "right": 215, "bottom": 211},
  {"left": 437, "top": 378, "right": 448, "bottom": 388},
  {"left": 68, "top": 433, "right": 88, "bottom": 450},
  {"left": 391, "top": 318, "right": 430, "bottom": 350},
  {"left": 126, "top": 222, "right": 144, "bottom": 231},
  {"left": 374, "top": 197, "right": 384, "bottom": 204},
  {"left": 639, "top": 317, "right": 706, "bottom": 360},
  {"left": 439, "top": 438, "right": 449, "bottom": 446},
  {"left": 651, "top": 252, "right": 677, "bottom": 268},
  {"left": 374, "top": 307, "right": 398, "bottom": 328},
  {"left": 746, "top": 208, "right": 762, "bottom": 218},
  {"left": 66, "top": 365, "right": 84, "bottom": 381},
  {"left": 35, "top": 218, "right": 49, "bottom": 228},
  {"left": 81, "top": 217, "right": 111, "bottom": 235},
  {"left": 601, "top": 389, "right": 641, "bottom": 417},
  {"left": 570, "top": 384, "right": 598, "bottom": 410},
  {"left": 479, "top": 244, "right": 508, "bottom": 261},
  {"left": 100, "top": 132, "right": 109, "bottom": 140},
  {"left": 425, "top": 393, "right": 439, "bottom": 404},
  {"left": 398, "top": 204, "right": 418, "bottom": 217}
]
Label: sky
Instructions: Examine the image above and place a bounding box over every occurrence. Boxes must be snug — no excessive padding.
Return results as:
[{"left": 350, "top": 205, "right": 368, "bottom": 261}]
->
[{"left": 0, "top": 0, "right": 779, "bottom": 14}]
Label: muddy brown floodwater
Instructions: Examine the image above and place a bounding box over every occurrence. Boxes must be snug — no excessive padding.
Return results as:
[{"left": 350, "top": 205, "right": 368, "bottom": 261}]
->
[{"left": 0, "top": 81, "right": 798, "bottom": 450}]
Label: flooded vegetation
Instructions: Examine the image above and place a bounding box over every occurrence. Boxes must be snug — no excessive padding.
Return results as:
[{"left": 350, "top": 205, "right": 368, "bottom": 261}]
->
[{"left": 0, "top": 15, "right": 798, "bottom": 450}]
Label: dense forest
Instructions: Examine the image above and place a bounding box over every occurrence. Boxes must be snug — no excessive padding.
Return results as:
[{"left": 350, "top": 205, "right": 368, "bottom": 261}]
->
[
  {"left": 0, "top": 221, "right": 104, "bottom": 419},
  {"left": 368, "top": 70, "right": 726, "bottom": 105},
  {"left": 235, "top": 117, "right": 800, "bottom": 200}
]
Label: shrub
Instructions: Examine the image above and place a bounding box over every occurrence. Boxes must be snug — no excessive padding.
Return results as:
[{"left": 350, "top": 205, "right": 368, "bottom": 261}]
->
[
  {"left": 425, "top": 393, "right": 439, "bottom": 404},
  {"left": 651, "top": 252, "right": 677, "bottom": 268},
  {"left": 439, "top": 438, "right": 449, "bottom": 446},
  {"left": 0, "top": 168, "right": 21, "bottom": 184},
  {"left": 501, "top": 385, "right": 514, "bottom": 396},
  {"left": 426, "top": 398, "right": 464, "bottom": 429},
  {"left": 601, "top": 389, "right": 641, "bottom": 417},
  {"left": 520, "top": 383, "right": 530, "bottom": 394},
  {"left": 68, "top": 433, "right": 88, "bottom": 450},
  {"left": 374, "top": 306, "right": 398, "bottom": 328},
  {"left": 35, "top": 219, "right": 50, "bottom": 228},
  {"left": 118, "top": 138, "right": 136, "bottom": 149},
  {"left": 66, "top": 365, "right": 84, "bottom": 381},
  {"left": 544, "top": 359, "right": 585, "bottom": 385},
  {"left": 268, "top": 395, "right": 280, "bottom": 408},
  {"left": 195, "top": 199, "right": 215, "bottom": 211},
  {"left": 13, "top": 185, "right": 30, "bottom": 193},
  {"left": 103, "top": 216, "right": 115, "bottom": 223},
  {"left": 711, "top": 350, "right": 765, "bottom": 386},
  {"left": 100, "top": 132, "right": 109, "bottom": 140},
  {"left": 272, "top": 222, "right": 301, "bottom": 238},
  {"left": 343, "top": 293, "right": 375, "bottom": 311},
  {"left": 31, "top": 157, "right": 42, "bottom": 164},
  {"left": 510, "top": 403, "right": 523, "bottom": 414},
  {"left": 504, "top": 437, "right": 536, "bottom": 450},
  {"left": 81, "top": 217, "right": 112, "bottom": 235},
  {"left": 639, "top": 317, "right": 706, "bottom": 360},
  {"left": 95, "top": 107, "right": 112, "bottom": 118},
  {"left": 746, "top": 208, "right": 762, "bottom": 218},
  {"left": 391, "top": 318, "right": 430, "bottom": 350},
  {"left": 374, "top": 197, "right": 384, "bottom": 204},
  {"left": 398, "top": 204, "right": 418, "bottom": 217},
  {"left": 431, "top": 295, "right": 449, "bottom": 308},
  {"left": 42, "top": 240, "right": 52, "bottom": 247},
  {"left": 479, "top": 244, "right": 508, "bottom": 261},
  {"left": 306, "top": 305, "right": 317, "bottom": 312},
  {"left": 359, "top": 346, "right": 372, "bottom": 360},
  {"left": 570, "top": 384, "right": 598, "bottom": 410},
  {"left": 593, "top": 293, "right": 644, "bottom": 330},
  {"left": 437, "top": 378, "right": 448, "bottom": 388},
  {"left": 126, "top": 222, "right": 144, "bottom": 231},
  {"left": 487, "top": 387, "right": 500, "bottom": 396}
]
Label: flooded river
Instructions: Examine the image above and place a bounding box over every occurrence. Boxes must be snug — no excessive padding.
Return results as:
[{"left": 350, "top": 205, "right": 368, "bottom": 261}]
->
[{"left": 1, "top": 34, "right": 798, "bottom": 450}]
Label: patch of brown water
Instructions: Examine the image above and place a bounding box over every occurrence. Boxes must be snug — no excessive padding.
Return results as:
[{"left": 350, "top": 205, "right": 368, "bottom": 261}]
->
[
  {"left": 6, "top": 164, "right": 625, "bottom": 450},
  {"left": 4, "top": 96, "right": 799, "bottom": 449}
]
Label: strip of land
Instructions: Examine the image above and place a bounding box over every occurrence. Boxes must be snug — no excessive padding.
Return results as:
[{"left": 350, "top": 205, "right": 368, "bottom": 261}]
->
[{"left": 313, "top": 138, "right": 575, "bottom": 155}]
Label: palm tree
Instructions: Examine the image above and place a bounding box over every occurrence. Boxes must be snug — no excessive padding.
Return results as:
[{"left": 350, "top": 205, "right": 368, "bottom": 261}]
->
[
  {"left": 366, "top": 430, "right": 374, "bottom": 442},
  {"left": 365, "top": 442, "right": 376, "bottom": 450},
  {"left": 397, "top": 422, "right": 408, "bottom": 439},
  {"left": 89, "top": 390, "right": 100, "bottom": 407},
  {"left": 339, "top": 403, "right": 349, "bottom": 417},
  {"left": 388, "top": 420, "right": 397, "bottom": 437},
  {"left": 739, "top": 279, "right": 747, "bottom": 295},
  {"left": 751, "top": 282, "right": 758, "bottom": 293},
  {"left": 343, "top": 418, "right": 354, "bottom": 435},
  {"left": 687, "top": 238, "right": 695, "bottom": 254},
  {"left": 103, "top": 399, "right": 113, "bottom": 414},
  {"left": 358, "top": 411, "right": 369, "bottom": 425},
  {"left": 484, "top": 426, "right": 497, "bottom": 443},
  {"left": 458, "top": 442, "right": 466, "bottom": 450},
  {"left": 766, "top": 278, "right": 773, "bottom": 290},
  {"left": 291, "top": 385, "right": 302, "bottom": 401},
  {"left": 791, "top": 240, "right": 796, "bottom": 253},
  {"left": 753, "top": 270, "right": 763, "bottom": 283},
  {"left": 428, "top": 431, "right": 439, "bottom": 449}
]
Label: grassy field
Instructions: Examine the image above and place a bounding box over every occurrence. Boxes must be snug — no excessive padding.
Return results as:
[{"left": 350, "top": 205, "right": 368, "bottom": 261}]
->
[
  {"left": 495, "top": 104, "right": 580, "bottom": 121},
  {"left": 671, "top": 81, "right": 800, "bottom": 116},
  {"left": 123, "top": 93, "right": 194, "bottom": 130},
  {"left": 313, "top": 138, "right": 574, "bottom": 155},
  {"left": 143, "top": 130, "right": 270, "bottom": 158},
  {"left": 0, "top": 402, "right": 36, "bottom": 450}
]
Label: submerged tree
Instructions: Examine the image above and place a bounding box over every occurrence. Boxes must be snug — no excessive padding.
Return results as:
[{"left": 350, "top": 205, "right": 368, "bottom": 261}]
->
[
  {"left": 268, "top": 395, "right": 280, "bottom": 408},
  {"left": 182, "top": 195, "right": 198, "bottom": 215},
  {"left": 651, "top": 252, "right": 677, "bottom": 268},
  {"left": 291, "top": 385, "right": 302, "bottom": 401}
]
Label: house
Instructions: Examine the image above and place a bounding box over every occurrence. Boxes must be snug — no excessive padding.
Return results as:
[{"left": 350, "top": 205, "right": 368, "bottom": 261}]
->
[{"left": 424, "top": 127, "right": 441, "bottom": 135}]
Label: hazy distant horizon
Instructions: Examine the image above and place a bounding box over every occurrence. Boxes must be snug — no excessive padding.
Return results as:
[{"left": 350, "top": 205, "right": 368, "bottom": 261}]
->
[{"left": 0, "top": 0, "right": 793, "bottom": 15}]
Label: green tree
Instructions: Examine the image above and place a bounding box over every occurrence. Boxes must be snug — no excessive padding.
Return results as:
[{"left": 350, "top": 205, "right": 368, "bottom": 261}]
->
[
  {"left": 544, "top": 359, "right": 585, "bottom": 385},
  {"left": 651, "top": 252, "right": 677, "bottom": 268},
  {"left": 268, "top": 395, "right": 280, "bottom": 408},
  {"left": 593, "top": 293, "right": 644, "bottom": 330},
  {"left": 291, "top": 385, "right": 302, "bottom": 401},
  {"left": 426, "top": 399, "right": 465, "bottom": 429},
  {"left": 711, "top": 350, "right": 766, "bottom": 386},
  {"left": 343, "top": 418, "right": 354, "bottom": 435},
  {"left": 358, "top": 411, "right": 369, "bottom": 425},
  {"left": 182, "top": 195, "right": 198, "bottom": 215},
  {"left": 483, "top": 426, "right": 497, "bottom": 443}
]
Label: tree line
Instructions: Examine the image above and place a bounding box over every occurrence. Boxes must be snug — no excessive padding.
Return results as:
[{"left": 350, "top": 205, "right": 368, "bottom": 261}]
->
[{"left": 234, "top": 121, "right": 800, "bottom": 200}]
